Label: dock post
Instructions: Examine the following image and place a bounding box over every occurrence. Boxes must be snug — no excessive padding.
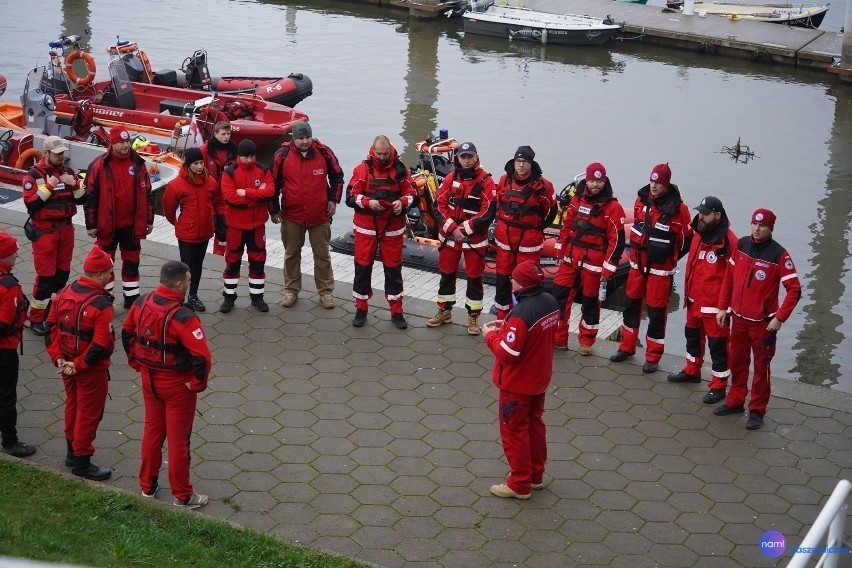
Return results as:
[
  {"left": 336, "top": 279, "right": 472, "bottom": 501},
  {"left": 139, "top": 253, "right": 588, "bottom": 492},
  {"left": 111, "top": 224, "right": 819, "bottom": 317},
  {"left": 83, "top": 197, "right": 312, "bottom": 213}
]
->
[
  {"left": 683, "top": 0, "right": 695, "bottom": 16},
  {"left": 836, "top": 0, "right": 852, "bottom": 83}
]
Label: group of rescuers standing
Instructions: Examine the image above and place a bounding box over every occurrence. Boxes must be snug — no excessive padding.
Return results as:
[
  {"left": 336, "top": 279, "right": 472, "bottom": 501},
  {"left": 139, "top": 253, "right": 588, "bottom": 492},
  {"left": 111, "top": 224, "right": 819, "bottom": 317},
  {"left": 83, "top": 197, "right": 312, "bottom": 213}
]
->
[{"left": 0, "top": 123, "right": 800, "bottom": 506}]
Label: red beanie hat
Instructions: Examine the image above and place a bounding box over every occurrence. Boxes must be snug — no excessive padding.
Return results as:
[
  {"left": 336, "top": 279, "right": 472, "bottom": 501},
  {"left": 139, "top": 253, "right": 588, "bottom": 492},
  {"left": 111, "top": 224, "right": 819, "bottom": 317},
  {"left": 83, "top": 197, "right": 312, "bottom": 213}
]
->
[
  {"left": 751, "top": 208, "right": 776, "bottom": 231},
  {"left": 585, "top": 162, "right": 606, "bottom": 182},
  {"left": 109, "top": 126, "right": 131, "bottom": 145},
  {"left": 650, "top": 163, "right": 671, "bottom": 187},
  {"left": 83, "top": 245, "right": 114, "bottom": 273},
  {"left": 511, "top": 260, "right": 544, "bottom": 290},
  {"left": 0, "top": 232, "right": 19, "bottom": 259}
]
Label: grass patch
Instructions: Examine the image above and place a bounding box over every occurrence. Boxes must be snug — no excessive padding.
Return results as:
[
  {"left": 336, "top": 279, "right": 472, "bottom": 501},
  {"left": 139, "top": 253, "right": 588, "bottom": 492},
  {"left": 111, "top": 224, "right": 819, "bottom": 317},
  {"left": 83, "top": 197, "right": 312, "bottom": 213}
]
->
[{"left": 0, "top": 460, "right": 368, "bottom": 567}]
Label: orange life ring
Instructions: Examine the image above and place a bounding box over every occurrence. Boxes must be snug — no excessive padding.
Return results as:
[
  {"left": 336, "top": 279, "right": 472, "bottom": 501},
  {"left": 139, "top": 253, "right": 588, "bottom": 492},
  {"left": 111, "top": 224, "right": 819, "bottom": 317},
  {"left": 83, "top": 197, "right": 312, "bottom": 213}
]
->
[
  {"left": 137, "top": 50, "right": 154, "bottom": 83},
  {"left": 107, "top": 42, "right": 138, "bottom": 55},
  {"left": 65, "top": 51, "right": 97, "bottom": 86},
  {"left": 14, "top": 148, "right": 43, "bottom": 170},
  {"left": 415, "top": 139, "right": 459, "bottom": 154}
]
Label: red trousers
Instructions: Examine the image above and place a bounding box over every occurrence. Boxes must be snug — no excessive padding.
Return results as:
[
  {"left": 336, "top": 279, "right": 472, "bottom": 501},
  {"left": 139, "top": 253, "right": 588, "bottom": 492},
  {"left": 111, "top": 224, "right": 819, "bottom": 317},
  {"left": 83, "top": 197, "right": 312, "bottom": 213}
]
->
[
  {"left": 682, "top": 301, "right": 731, "bottom": 390},
  {"left": 139, "top": 370, "right": 198, "bottom": 501},
  {"left": 352, "top": 233, "right": 404, "bottom": 315},
  {"left": 29, "top": 224, "right": 74, "bottom": 324},
  {"left": 725, "top": 316, "right": 776, "bottom": 415},
  {"left": 223, "top": 226, "right": 267, "bottom": 298},
  {"left": 618, "top": 270, "right": 673, "bottom": 363},
  {"left": 436, "top": 245, "right": 485, "bottom": 313},
  {"left": 494, "top": 248, "right": 541, "bottom": 319},
  {"left": 63, "top": 369, "right": 108, "bottom": 457},
  {"left": 552, "top": 262, "right": 602, "bottom": 349},
  {"left": 498, "top": 390, "right": 546, "bottom": 495}
]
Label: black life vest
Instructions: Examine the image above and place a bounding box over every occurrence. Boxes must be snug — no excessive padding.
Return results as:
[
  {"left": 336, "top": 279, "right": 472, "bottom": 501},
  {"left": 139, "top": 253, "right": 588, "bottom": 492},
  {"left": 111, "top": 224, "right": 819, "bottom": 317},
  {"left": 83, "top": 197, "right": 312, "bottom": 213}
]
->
[{"left": 132, "top": 293, "right": 191, "bottom": 371}]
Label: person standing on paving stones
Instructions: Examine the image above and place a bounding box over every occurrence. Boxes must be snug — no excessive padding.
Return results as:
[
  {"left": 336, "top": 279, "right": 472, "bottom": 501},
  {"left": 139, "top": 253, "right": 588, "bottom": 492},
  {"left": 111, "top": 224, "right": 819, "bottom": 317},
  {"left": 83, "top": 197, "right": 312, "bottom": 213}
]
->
[
  {"left": 482, "top": 260, "right": 558, "bottom": 500},
  {"left": 713, "top": 208, "right": 801, "bottom": 430},
  {"left": 201, "top": 121, "right": 238, "bottom": 257},
  {"left": 219, "top": 139, "right": 275, "bottom": 313},
  {"left": 83, "top": 125, "right": 155, "bottom": 309},
  {"left": 610, "top": 163, "right": 692, "bottom": 373},
  {"left": 426, "top": 141, "right": 496, "bottom": 335},
  {"left": 551, "top": 162, "right": 625, "bottom": 355},
  {"left": 667, "top": 196, "right": 737, "bottom": 405},
  {"left": 271, "top": 121, "right": 344, "bottom": 311},
  {"left": 345, "top": 135, "right": 416, "bottom": 329},
  {"left": 45, "top": 244, "right": 115, "bottom": 481},
  {"left": 122, "top": 260, "right": 212, "bottom": 509},
  {"left": 162, "top": 147, "right": 217, "bottom": 313},
  {"left": 21, "top": 135, "right": 86, "bottom": 336},
  {"left": 492, "top": 146, "right": 557, "bottom": 320},
  {"left": 0, "top": 232, "right": 36, "bottom": 459}
]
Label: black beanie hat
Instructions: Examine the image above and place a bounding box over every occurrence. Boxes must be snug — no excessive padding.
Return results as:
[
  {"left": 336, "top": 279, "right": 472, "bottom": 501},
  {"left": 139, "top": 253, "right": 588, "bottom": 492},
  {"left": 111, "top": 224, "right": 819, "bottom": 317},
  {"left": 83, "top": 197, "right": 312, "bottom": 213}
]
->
[
  {"left": 237, "top": 139, "right": 256, "bottom": 156},
  {"left": 183, "top": 147, "right": 204, "bottom": 166},
  {"left": 514, "top": 146, "right": 535, "bottom": 162}
]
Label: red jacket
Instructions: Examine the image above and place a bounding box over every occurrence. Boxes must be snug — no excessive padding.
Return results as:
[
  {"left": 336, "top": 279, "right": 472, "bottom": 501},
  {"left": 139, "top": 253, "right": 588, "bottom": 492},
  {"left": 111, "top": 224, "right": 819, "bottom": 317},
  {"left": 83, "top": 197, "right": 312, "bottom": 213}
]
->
[
  {"left": 22, "top": 158, "right": 85, "bottom": 228},
  {"left": 558, "top": 179, "right": 626, "bottom": 278},
  {"left": 486, "top": 287, "right": 559, "bottom": 395},
  {"left": 683, "top": 214, "right": 737, "bottom": 313},
  {"left": 718, "top": 236, "right": 801, "bottom": 322},
  {"left": 494, "top": 159, "right": 556, "bottom": 252},
  {"left": 163, "top": 166, "right": 217, "bottom": 243},
  {"left": 272, "top": 139, "right": 344, "bottom": 227},
  {"left": 346, "top": 145, "right": 416, "bottom": 237},
  {"left": 221, "top": 162, "right": 275, "bottom": 230},
  {"left": 435, "top": 165, "right": 496, "bottom": 250},
  {"left": 627, "top": 184, "right": 693, "bottom": 275},
  {"left": 45, "top": 277, "right": 115, "bottom": 373},
  {"left": 0, "top": 263, "right": 27, "bottom": 350},
  {"left": 83, "top": 150, "right": 154, "bottom": 240},
  {"left": 200, "top": 139, "right": 237, "bottom": 215},
  {"left": 121, "top": 285, "right": 211, "bottom": 392}
]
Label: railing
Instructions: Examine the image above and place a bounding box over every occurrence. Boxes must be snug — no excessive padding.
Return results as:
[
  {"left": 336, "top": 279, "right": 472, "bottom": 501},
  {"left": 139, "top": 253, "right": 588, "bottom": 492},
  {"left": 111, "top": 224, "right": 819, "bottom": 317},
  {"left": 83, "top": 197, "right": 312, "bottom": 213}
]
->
[{"left": 787, "top": 479, "right": 851, "bottom": 568}]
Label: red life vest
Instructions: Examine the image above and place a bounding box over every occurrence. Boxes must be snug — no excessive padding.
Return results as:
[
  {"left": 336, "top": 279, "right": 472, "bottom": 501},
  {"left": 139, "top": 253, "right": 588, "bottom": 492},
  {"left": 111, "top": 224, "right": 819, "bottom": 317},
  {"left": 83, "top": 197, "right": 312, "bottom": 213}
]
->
[
  {"left": 498, "top": 178, "right": 548, "bottom": 229},
  {"left": 362, "top": 159, "right": 408, "bottom": 208},
  {"left": 53, "top": 284, "right": 112, "bottom": 359},
  {"left": 0, "top": 272, "right": 28, "bottom": 344},
  {"left": 132, "top": 293, "right": 191, "bottom": 371}
]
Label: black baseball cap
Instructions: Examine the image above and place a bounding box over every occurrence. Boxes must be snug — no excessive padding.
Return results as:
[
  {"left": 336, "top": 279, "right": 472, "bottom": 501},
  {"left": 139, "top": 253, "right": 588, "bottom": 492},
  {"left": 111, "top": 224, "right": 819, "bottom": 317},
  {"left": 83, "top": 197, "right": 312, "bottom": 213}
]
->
[{"left": 695, "top": 196, "right": 724, "bottom": 214}]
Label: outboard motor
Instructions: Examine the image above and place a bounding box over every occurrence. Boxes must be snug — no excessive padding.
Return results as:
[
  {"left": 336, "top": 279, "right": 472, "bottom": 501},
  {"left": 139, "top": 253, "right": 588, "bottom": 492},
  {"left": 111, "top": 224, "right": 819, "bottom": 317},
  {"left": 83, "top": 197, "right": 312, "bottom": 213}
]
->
[{"left": 184, "top": 50, "right": 212, "bottom": 90}]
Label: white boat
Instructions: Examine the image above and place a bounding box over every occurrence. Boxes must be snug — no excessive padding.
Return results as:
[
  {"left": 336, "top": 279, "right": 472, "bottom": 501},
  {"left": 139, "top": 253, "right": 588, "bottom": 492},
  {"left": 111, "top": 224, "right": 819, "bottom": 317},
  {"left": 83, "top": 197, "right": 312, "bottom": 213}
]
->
[
  {"left": 462, "top": 4, "right": 622, "bottom": 45},
  {"left": 667, "top": 1, "right": 829, "bottom": 27}
]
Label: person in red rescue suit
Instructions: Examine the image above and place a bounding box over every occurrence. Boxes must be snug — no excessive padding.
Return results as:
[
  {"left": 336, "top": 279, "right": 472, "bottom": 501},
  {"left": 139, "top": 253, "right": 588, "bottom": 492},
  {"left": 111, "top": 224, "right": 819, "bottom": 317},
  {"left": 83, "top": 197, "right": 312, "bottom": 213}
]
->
[
  {"left": 426, "top": 141, "right": 497, "bottom": 335},
  {"left": 713, "top": 208, "right": 801, "bottom": 430},
  {"left": 122, "top": 261, "right": 212, "bottom": 509},
  {"left": 551, "top": 162, "right": 625, "bottom": 355},
  {"left": 0, "top": 233, "right": 37, "bottom": 458},
  {"left": 45, "top": 245, "right": 115, "bottom": 481},
  {"left": 666, "top": 196, "right": 738, "bottom": 406},
  {"left": 270, "top": 121, "right": 344, "bottom": 310},
  {"left": 162, "top": 147, "right": 217, "bottom": 313},
  {"left": 610, "top": 163, "right": 693, "bottom": 374},
  {"left": 200, "top": 121, "right": 237, "bottom": 256},
  {"left": 22, "top": 136, "right": 87, "bottom": 336},
  {"left": 345, "top": 135, "right": 416, "bottom": 330},
  {"left": 83, "top": 126, "right": 154, "bottom": 309},
  {"left": 219, "top": 139, "right": 275, "bottom": 314},
  {"left": 493, "top": 146, "right": 557, "bottom": 320},
  {"left": 482, "top": 260, "right": 559, "bottom": 500}
]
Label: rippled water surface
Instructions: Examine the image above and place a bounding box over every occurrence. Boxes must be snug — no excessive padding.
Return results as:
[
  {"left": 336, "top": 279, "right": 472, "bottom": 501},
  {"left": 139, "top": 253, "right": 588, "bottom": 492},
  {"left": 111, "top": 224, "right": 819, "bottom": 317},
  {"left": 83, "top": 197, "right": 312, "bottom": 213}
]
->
[{"left": 1, "top": 0, "right": 850, "bottom": 392}]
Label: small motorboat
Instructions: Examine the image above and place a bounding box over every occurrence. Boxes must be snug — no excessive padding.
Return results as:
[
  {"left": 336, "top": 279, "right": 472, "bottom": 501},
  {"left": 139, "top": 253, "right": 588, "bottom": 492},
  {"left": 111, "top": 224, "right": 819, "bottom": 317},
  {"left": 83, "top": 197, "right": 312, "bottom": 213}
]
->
[
  {"left": 665, "top": 1, "right": 829, "bottom": 27},
  {"left": 462, "top": 3, "right": 622, "bottom": 45},
  {"left": 330, "top": 135, "right": 632, "bottom": 297},
  {"left": 42, "top": 35, "right": 309, "bottom": 148},
  {"left": 106, "top": 40, "right": 313, "bottom": 107}
]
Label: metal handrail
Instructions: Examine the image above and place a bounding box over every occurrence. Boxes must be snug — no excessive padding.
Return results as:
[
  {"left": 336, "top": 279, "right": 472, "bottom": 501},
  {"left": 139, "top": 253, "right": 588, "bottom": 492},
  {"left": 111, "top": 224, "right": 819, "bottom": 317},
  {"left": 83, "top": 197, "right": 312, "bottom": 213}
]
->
[{"left": 787, "top": 479, "right": 851, "bottom": 568}]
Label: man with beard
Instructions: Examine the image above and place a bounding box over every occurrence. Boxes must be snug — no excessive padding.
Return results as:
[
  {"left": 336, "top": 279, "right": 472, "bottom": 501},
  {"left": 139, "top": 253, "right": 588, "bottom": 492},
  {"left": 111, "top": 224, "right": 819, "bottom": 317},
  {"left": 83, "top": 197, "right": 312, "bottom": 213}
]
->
[
  {"left": 610, "top": 163, "right": 692, "bottom": 373},
  {"left": 201, "top": 121, "right": 237, "bottom": 256},
  {"left": 84, "top": 126, "right": 154, "bottom": 308},
  {"left": 345, "top": 135, "right": 416, "bottom": 329},
  {"left": 714, "top": 209, "right": 801, "bottom": 430},
  {"left": 667, "top": 196, "right": 737, "bottom": 405},
  {"left": 551, "top": 162, "right": 625, "bottom": 355},
  {"left": 426, "top": 141, "right": 496, "bottom": 335}
]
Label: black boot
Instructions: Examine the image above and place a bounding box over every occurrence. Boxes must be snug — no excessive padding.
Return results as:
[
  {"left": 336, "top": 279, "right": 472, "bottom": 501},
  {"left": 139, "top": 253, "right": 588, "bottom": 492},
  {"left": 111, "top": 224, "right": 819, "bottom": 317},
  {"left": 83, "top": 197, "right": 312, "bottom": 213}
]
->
[
  {"left": 72, "top": 455, "right": 112, "bottom": 481},
  {"left": 65, "top": 439, "right": 74, "bottom": 467}
]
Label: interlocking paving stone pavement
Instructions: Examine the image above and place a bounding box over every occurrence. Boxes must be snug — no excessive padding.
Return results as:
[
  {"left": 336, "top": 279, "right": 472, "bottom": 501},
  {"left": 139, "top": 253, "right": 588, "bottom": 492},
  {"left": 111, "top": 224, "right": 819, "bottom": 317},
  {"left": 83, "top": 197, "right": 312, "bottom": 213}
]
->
[{"left": 1, "top": 207, "right": 851, "bottom": 568}]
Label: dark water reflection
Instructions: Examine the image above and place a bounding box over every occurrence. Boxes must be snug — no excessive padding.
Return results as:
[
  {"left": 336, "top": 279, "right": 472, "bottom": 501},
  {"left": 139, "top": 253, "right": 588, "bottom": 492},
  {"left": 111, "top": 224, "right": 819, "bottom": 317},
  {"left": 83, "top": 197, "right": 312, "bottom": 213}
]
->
[{"left": 0, "top": 0, "right": 848, "bottom": 392}]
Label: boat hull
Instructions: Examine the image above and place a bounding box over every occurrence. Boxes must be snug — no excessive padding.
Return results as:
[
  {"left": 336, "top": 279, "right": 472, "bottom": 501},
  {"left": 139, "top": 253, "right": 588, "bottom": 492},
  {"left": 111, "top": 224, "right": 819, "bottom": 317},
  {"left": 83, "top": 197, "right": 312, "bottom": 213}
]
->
[
  {"left": 667, "top": 1, "right": 828, "bottom": 27},
  {"left": 210, "top": 74, "right": 313, "bottom": 107},
  {"left": 462, "top": 6, "right": 622, "bottom": 45}
]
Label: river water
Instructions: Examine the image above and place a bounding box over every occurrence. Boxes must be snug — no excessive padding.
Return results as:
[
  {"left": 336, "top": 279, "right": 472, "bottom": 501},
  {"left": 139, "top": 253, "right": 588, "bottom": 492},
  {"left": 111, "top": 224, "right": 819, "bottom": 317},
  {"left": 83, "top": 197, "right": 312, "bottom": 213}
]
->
[{"left": 1, "top": 0, "right": 850, "bottom": 392}]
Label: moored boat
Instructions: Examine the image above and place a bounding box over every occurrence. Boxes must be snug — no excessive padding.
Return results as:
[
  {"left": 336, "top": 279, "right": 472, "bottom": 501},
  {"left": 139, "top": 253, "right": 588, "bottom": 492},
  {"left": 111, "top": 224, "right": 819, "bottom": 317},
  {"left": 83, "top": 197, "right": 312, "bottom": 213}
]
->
[
  {"left": 462, "top": 4, "right": 622, "bottom": 45},
  {"left": 665, "top": 1, "right": 829, "bottom": 27}
]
